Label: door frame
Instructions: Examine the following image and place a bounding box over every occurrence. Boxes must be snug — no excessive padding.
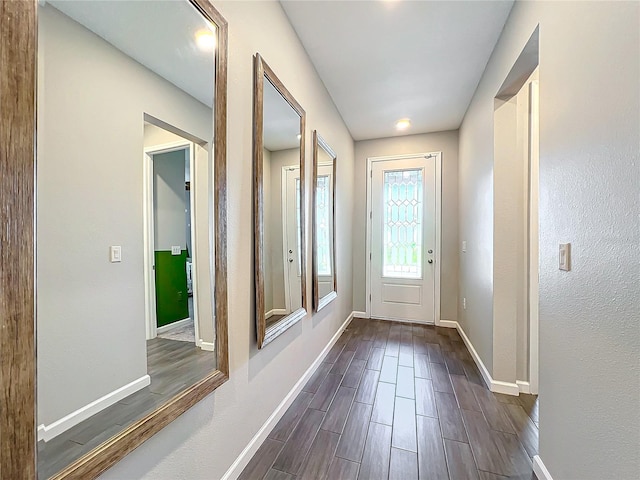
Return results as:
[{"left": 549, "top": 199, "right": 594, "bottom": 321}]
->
[
  {"left": 143, "top": 140, "right": 199, "bottom": 344},
  {"left": 365, "top": 152, "right": 442, "bottom": 325},
  {"left": 280, "top": 164, "right": 301, "bottom": 314},
  {"left": 527, "top": 79, "right": 540, "bottom": 394}
]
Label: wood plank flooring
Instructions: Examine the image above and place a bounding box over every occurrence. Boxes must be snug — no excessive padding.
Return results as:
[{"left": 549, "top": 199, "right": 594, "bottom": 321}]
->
[
  {"left": 240, "top": 318, "right": 538, "bottom": 480},
  {"left": 37, "top": 337, "right": 215, "bottom": 479}
]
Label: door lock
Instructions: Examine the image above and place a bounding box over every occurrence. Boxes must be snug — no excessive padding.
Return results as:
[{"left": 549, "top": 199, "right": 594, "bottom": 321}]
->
[
  {"left": 428, "top": 249, "right": 433, "bottom": 254},
  {"left": 289, "top": 258, "right": 294, "bottom": 263},
  {"left": 428, "top": 259, "right": 433, "bottom": 264}
]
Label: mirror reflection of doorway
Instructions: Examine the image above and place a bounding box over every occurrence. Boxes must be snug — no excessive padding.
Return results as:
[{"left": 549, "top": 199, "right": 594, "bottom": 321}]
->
[
  {"left": 148, "top": 143, "right": 197, "bottom": 344},
  {"left": 282, "top": 165, "right": 303, "bottom": 318}
]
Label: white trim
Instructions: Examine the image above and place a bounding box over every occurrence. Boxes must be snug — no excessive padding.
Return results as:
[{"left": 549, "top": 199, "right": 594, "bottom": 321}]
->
[
  {"left": 38, "top": 375, "right": 151, "bottom": 442},
  {"left": 365, "top": 152, "right": 442, "bottom": 325},
  {"left": 280, "top": 165, "right": 301, "bottom": 314},
  {"left": 266, "top": 309, "right": 288, "bottom": 319},
  {"left": 352, "top": 310, "right": 368, "bottom": 318},
  {"left": 198, "top": 341, "right": 215, "bottom": 352},
  {"left": 452, "top": 320, "right": 520, "bottom": 396},
  {"left": 156, "top": 317, "right": 192, "bottom": 334},
  {"left": 220, "top": 311, "right": 356, "bottom": 480},
  {"left": 533, "top": 455, "right": 554, "bottom": 480},
  {"left": 517, "top": 380, "right": 531, "bottom": 394},
  {"left": 438, "top": 320, "right": 458, "bottom": 329},
  {"left": 528, "top": 78, "right": 540, "bottom": 395}
]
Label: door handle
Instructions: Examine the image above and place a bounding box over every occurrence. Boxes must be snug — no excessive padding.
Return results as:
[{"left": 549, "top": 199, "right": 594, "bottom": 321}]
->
[
  {"left": 289, "top": 258, "right": 294, "bottom": 263},
  {"left": 428, "top": 259, "right": 433, "bottom": 264}
]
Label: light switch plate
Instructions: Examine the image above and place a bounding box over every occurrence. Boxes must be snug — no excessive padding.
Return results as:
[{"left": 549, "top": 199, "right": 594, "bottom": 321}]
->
[
  {"left": 171, "top": 246, "right": 181, "bottom": 255},
  {"left": 110, "top": 245, "right": 122, "bottom": 263},
  {"left": 559, "top": 243, "right": 571, "bottom": 271},
  {"left": 462, "top": 241, "right": 467, "bottom": 253}
]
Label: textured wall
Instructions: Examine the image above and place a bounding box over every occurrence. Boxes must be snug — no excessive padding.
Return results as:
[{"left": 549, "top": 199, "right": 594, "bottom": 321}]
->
[
  {"left": 458, "top": 1, "right": 640, "bottom": 478},
  {"left": 353, "top": 131, "right": 459, "bottom": 320},
  {"left": 99, "top": 1, "right": 355, "bottom": 478}
]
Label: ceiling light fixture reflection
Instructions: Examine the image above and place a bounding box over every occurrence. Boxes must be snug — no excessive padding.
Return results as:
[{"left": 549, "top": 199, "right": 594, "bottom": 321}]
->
[
  {"left": 195, "top": 29, "right": 216, "bottom": 51},
  {"left": 297, "top": 134, "right": 302, "bottom": 140},
  {"left": 395, "top": 118, "right": 411, "bottom": 130}
]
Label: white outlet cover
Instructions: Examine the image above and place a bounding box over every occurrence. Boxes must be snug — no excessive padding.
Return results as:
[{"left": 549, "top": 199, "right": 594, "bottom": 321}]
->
[
  {"left": 462, "top": 241, "right": 467, "bottom": 253},
  {"left": 171, "top": 246, "right": 181, "bottom": 255},
  {"left": 559, "top": 243, "right": 571, "bottom": 271},
  {"left": 110, "top": 245, "right": 122, "bottom": 263}
]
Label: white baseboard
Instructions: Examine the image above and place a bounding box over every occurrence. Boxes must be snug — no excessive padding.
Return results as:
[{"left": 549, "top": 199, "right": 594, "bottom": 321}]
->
[
  {"left": 38, "top": 374, "right": 151, "bottom": 442},
  {"left": 437, "top": 319, "right": 458, "bottom": 328},
  {"left": 220, "top": 311, "right": 356, "bottom": 480},
  {"left": 266, "top": 309, "right": 287, "bottom": 319},
  {"left": 157, "top": 317, "right": 191, "bottom": 334},
  {"left": 517, "top": 380, "right": 531, "bottom": 394},
  {"left": 451, "top": 321, "right": 520, "bottom": 396},
  {"left": 352, "top": 310, "right": 367, "bottom": 318},
  {"left": 533, "top": 455, "right": 553, "bottom": 480},
  {"left": 198, "top": 341, "right": 215, "bottom": 352}
]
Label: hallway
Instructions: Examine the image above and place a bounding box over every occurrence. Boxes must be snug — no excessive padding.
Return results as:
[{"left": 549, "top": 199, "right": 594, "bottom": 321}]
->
[{"left": 240, "top": 317, "right": 538, "bottom": 480}]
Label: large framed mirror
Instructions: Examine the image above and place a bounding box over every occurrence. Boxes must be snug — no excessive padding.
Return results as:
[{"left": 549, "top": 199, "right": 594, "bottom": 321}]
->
[
  {"left": 312, "top": 132, "right": 338, "bottom": 311},
  {"left": 254, "top": 54, "right": 307, "bottom": 349},
  {"left": 27, "top": 1, "right": 229, "bottom": 478}
]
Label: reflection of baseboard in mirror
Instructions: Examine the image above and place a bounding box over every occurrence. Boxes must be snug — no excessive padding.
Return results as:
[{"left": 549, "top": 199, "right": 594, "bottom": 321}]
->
[
  {"left": 25, "top": 1, "right": 231, "bottom": 479},
  {"left": 312, "top": 131, "right": 338, "bottom": 312},
  {"left": 254, "top": 53, "right": 307, "bottom": 348}
]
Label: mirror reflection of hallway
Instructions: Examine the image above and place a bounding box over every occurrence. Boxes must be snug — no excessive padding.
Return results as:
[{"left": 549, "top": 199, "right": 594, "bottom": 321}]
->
[{"left": 35, "top": 0, "right": 221, "bottom": 474}]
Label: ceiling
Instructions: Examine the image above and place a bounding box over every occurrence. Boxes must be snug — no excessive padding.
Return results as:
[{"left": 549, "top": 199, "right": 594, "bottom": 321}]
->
[
  {"left": 280, "top": 0, "right": 514, "bottom": 140},
  {"left": 47, "top": 0, "right": 215, "bottom": 107}
]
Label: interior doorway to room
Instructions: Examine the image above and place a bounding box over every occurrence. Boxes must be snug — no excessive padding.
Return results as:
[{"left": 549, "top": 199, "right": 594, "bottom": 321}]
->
[
  {"left": 366, "top": 153, "right": 441, "bottom": 324},
  {"left": 144, "top": 137, "right": 199, "bottom": 345},
  {"left": 494, "top": 65, "right": 539, "bottom": 394},
  {"left": 280, "top": 165, "right": 303, "bottom": 320}
]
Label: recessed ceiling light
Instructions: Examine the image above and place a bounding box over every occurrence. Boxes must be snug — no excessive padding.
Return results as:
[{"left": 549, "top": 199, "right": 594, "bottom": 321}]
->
[
  {"left": 195, "top": 29, "right": 215, "bottom": 51},
  {"left": 396, "top": 118, "right": 411, "bottom": 130}
]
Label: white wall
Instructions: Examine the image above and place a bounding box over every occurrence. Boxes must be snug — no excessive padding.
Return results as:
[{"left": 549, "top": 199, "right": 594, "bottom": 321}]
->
[
  {"left": 99, "top": 1, "right": 355, "bottom": 478},
  {"left": 458, "top": 1, "right": 639, "bottom": 478},
  {"left": 37, "top": 5, "right": 213, "bottom": 427},
  {"left": 153, "top": 150, "right": 188, "bottom": 251},
  {"left": 353, "top": 131, "right": 459, "bottom": 320}
]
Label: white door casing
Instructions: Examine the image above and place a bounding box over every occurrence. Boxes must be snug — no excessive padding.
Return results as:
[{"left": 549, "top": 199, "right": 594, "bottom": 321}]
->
[
  {"left": 282, "top": 165, "right": 303, "bottom": 313},
  {"left": 367, "top": 153, "right": 441, "bottom": 324}
]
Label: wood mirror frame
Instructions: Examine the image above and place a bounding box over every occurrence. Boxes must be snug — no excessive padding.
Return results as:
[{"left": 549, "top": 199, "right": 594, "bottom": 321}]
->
[
  {"left": 312, "top": 131, "right": 338, "bottom": 312},
  {"left": 253, "top": 54, "right": 307, "bottom": 349},
  {"left": 0, "top": 1, "right": 228, "bottom": 478}
]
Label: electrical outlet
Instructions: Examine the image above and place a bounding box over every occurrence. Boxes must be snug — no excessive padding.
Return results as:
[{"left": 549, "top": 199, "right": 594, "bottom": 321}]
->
[
  {"left": 463, "top": 297, "right": 466, "bottom": 310},
  {"left": 171, "top": 246, "right": 181, "bottom": 255},
  {"left": 462, "top": 241, "right": 467, "bottom": 253}
]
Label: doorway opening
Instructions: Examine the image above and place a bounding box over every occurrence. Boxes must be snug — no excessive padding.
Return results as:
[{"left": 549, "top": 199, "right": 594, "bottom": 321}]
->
[{"left": 365, "top": 153, "right": 442, "bottom": 324}]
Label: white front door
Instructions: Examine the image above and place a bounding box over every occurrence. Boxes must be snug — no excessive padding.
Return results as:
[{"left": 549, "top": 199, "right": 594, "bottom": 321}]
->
[
  {"left": 370, "top": 156, "right": 436, "bottom": 323},
  {"left": 283, "top": 166, "right": 303, "bottom": 312}
]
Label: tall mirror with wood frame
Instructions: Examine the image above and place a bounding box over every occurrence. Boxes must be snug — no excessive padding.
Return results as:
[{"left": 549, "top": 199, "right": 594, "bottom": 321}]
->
[
  {"left": 254, "top": 54, "right": 307, "bottom": 348},
  {"left": 33, "top": 1, "right": 228, "bottom": 478},
  {"left": 312, "top": 132, "right": 338, "bottom": 311}
]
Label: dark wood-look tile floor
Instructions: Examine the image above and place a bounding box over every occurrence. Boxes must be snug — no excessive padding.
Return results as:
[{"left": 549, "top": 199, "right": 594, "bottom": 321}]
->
[
  {"left": 240, "top": 318, "right": 538, "bottom": 480},
  {"left": 37, "top": 337, "right": 215, "bottom": 479}
]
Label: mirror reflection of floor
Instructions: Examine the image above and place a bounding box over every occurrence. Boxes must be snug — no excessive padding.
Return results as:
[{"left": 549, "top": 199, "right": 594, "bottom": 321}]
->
[
  {"left": 37, "top": 335, "right": 215, "bottom": 479},
  {"left": 266, "top": 314, "right": 286, "bottom": 328}
]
